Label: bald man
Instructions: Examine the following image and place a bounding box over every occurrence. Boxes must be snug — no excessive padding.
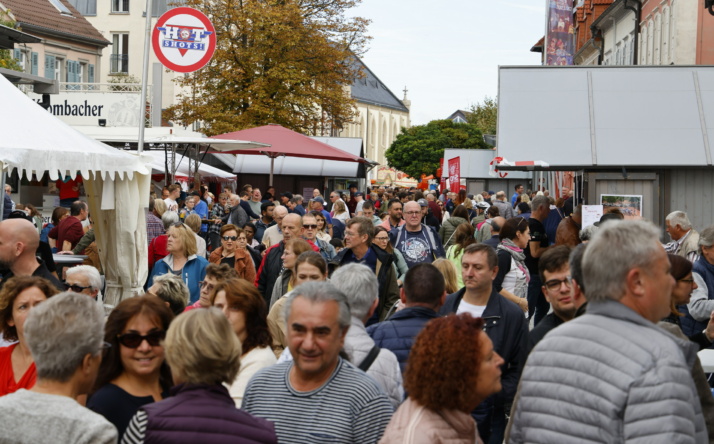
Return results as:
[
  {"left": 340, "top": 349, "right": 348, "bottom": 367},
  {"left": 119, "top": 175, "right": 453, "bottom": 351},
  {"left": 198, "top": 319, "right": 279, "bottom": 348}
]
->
[{"left": 0, "top": 219, "right": 64, "bottom": 290}]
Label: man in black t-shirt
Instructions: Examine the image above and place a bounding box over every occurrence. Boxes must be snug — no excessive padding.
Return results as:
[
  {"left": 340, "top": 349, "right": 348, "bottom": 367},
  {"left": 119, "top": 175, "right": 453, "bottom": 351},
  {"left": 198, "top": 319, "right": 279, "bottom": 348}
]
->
[{"left": 524, "top": 196, "right": 551, "bottom": 325}]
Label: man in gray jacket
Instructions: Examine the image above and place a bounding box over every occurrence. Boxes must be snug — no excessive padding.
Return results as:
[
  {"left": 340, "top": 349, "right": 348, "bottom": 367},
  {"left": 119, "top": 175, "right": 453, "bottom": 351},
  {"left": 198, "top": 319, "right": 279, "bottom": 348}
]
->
[
  {"left": 332, "top": 263, "right": 403, "bottom": 408},
  {"left": 509, "top": 220, "right": 708, "bottom": 443}
]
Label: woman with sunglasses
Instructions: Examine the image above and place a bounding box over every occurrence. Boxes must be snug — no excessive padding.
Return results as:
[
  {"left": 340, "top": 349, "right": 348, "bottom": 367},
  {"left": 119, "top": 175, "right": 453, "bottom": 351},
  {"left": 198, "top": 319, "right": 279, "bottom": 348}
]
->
[
  {"left": 147, "top": 222, "right": 209, "bottom": 304},
  {"left": 208, "top": 224, "right": 256, "bottom": 284},
  {"left": 311, "top": 210, "right": 332, "bottom": 242},
  {"left": 210, "top": 278, "right": 275, "bottom": 406},
  {"left": 0, "top": 276, "right": 59, "bottom": 395},
  {"left": 268, "top": 238, "right": 313, "bottom": 309},
  {"left": 373, "top": 226, "right": 408, "bottom": 286},
  {"left": 88, "top": 295, "right": 174, "bottom": 441},
  {"left": 493, "top": 217, "right": 531, "bottom": 314}
]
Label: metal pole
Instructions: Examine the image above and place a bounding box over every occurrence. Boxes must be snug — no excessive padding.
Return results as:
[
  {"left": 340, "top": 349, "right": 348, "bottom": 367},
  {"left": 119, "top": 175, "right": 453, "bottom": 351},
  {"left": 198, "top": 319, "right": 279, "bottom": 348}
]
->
[
  {"left": 137, "top": 0, "right": 154, "bottom": 154},
  {"left": 269, "top": 156, "right": 274, "bottom": 187}
]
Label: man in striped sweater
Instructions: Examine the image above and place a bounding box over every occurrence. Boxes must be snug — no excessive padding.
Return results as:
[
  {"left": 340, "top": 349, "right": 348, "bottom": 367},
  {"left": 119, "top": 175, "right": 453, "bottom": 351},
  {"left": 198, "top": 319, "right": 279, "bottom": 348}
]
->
[{"left": 242, "top": 281, "right": 394, "bottom": 443}]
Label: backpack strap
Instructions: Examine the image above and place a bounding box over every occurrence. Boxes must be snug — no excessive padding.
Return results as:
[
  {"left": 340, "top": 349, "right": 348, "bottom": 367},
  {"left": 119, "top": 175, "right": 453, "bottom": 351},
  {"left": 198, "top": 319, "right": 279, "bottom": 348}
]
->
[{"left": 358, "top": 345, "right": 381, "bottom": 372}]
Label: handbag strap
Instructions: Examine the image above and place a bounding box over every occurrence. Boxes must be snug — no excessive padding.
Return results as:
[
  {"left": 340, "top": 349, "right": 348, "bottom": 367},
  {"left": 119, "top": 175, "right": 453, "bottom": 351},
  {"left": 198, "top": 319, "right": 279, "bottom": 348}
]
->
[{"left": 358, "top": 345, "right": 381, "bottom": 372}]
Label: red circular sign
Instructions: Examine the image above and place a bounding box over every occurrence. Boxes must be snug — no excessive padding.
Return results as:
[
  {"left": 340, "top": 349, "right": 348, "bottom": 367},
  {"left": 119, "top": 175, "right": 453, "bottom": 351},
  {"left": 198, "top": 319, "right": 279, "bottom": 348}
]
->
[{"left": 152, "top": 7, "right": 216, "bottom": 73}]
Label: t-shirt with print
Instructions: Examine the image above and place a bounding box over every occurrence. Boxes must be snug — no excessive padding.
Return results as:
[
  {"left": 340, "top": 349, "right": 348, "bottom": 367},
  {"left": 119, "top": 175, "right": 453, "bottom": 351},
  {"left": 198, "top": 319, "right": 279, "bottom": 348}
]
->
[
  {"left": 524, "top": 217, "right": 548, "bottom": 275},
  {"left": 395, "top": 228, "right": 436, "bottom": 268}
]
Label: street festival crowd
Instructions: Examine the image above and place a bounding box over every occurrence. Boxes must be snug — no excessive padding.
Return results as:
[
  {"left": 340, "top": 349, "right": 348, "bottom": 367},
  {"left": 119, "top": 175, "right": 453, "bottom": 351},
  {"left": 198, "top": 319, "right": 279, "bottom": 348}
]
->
[{"left": 1, "top": 181, "right": 714, "bottom": 443}]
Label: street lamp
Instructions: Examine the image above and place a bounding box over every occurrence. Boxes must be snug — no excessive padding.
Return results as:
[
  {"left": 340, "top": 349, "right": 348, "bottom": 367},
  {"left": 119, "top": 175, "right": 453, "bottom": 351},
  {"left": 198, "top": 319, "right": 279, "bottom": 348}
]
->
[{"left": 706, "top": 0, "right": 714, "bottom": 15}]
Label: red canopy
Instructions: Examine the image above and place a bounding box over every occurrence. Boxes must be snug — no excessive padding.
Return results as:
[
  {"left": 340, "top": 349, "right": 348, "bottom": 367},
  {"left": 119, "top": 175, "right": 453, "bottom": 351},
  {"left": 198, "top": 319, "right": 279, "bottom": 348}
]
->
[{"left": 211, "top": 124, "right": 368, "bottom": 163}]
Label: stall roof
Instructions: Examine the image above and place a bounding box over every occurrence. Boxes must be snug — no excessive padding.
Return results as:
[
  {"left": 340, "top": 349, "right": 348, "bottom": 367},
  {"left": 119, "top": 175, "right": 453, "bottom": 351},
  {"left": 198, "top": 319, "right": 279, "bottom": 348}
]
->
[
  {"left": 213, "top": 137, "right": 371, "bottom": 178},
  {"left": 497, "top": 65, "right": 714, "bottom": 170},
  {"left": 143, "top": 150, "right": 235, "bottom": 182},
  {"left": 440, "top": 148, "right": 531, "bottom": 179}
]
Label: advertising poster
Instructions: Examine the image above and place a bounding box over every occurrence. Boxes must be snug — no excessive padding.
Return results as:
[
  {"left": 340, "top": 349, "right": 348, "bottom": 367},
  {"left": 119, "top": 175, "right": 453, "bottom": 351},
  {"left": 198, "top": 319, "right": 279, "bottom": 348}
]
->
[
  {"left": 600, "top": 194, "right": 642, "bottom": 219},
  {"left": 545, "top": 0, "right": 575, "bottom": 66},
  {"left": 582, "top": 205, "right": 603, "bottom": 228},
  {"left": 448, "top": 157, "right": 460, "bottom": 194}
]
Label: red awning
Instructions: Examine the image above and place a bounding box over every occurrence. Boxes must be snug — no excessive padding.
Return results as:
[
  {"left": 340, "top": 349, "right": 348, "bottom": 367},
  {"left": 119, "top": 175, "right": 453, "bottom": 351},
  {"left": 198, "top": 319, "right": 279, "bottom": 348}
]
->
[{"left": 211, "top": 124, "right": 368, "bottom": 163}]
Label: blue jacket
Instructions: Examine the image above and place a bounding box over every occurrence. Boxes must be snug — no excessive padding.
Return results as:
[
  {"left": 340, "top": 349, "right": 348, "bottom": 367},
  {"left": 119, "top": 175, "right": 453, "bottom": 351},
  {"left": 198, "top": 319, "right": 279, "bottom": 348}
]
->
[
  {"left": 147, "top": 254, "right": 208, "bottom": 304},
  {"left": 367, "top": 306, "right": 440, "bottom": 373}
]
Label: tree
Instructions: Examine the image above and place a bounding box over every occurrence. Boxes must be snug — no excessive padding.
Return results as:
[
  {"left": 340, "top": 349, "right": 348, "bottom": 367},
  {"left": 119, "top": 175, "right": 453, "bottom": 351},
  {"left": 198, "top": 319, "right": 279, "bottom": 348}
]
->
[
  {"left": 385, "top": 119, "right": 488, "bottom": 180},
  {"left": 0, "top": 16, "right": 23, "bottom": 72},
  {"left": 164, "top": 0, "right": 370, "bottom": 136},
  {"left": 467, "top": 96, "right": 498, "bottom": 136}
]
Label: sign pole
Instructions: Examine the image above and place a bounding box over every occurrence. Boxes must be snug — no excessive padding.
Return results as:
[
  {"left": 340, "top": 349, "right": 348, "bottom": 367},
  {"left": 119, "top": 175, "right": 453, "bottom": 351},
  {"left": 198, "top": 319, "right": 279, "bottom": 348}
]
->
[{"left": 138, "top": 0, "right": 154, "bottom": 154}]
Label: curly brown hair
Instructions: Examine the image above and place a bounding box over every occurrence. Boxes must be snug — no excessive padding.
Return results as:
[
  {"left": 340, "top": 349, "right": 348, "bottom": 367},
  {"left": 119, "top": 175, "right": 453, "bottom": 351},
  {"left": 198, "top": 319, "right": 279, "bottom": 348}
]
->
[
  {"left": 0, "top": 276, "right": 60, "bottom": 342},
  {"left": 404, "top": 314, "right": 485, "bottom": 412}
]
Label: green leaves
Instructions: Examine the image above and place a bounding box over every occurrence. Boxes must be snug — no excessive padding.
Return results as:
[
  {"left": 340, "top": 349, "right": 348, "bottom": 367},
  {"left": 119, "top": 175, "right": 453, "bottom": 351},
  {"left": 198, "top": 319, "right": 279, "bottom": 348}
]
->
[{"left": 385, "top": 119, "right": 488, "bottom": 179}]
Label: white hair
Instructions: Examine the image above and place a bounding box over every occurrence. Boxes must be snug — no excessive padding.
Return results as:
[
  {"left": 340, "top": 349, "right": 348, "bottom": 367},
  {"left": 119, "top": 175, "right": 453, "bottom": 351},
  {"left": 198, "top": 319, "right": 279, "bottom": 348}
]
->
[
  {"left": 666, "top": 211, "right": 692, "bottom": 231},
  {"left": 331, "top": 264, "right": 378, "bottom": 321},
  {"left": 65, "top": 265, "right": 102, "bottom": 299}
]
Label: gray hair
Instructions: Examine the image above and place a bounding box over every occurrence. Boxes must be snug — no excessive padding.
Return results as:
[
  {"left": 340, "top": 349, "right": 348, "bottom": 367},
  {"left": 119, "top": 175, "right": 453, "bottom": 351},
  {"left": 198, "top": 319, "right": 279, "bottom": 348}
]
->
[
  {"left": 579, "top": 224, "right": 599, "bottom": 242},
  {"left": 666, "top": 211, "right": 692, "bottom": 231},
  {"left": 24, "top": 292, "right": 104, "bottom": 382},
  {"left": 273, "top": 205, "right": 288, "bottom": 217},
  {"left": 331, "top": 264, "right": 378, "bottom": 320},
  {"left": 284, "top": 281, "right": 351, "bottom": 330},
  {"left": 531, "top": 195, "right": 549, "bottom": 211},
  {"left": 65, "top": 265, "right": 103, "bottom": 300},
  {"left": 151, "top": 273, "right": 189, "bottom": 315},
  {"left": 161, "top": 211, "right": 179, "bottom": 230},
  {"left": 582, "top": 220, "right": 662, "bottom": 302},
  {"left": 699, "top": 226, "right": 714, "bottom": 255}
]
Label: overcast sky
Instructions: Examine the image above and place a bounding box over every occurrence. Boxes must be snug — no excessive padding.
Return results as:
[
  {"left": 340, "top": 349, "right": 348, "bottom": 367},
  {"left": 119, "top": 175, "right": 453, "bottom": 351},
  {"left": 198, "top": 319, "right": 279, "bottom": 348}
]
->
[{"left": 350, "top": 0, "right": 547, "bottom": 125}]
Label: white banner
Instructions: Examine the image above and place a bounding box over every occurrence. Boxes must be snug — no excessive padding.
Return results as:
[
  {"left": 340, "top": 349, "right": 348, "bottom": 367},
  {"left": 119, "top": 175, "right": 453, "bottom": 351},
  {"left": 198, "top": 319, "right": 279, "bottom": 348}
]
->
[{"left": 27, "top": 91, "right": 142, "bottom": 127}]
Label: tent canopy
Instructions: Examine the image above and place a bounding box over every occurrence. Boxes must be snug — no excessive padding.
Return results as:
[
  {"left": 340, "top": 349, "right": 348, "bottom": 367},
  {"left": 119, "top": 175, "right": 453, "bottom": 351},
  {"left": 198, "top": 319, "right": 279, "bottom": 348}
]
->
[
  {"left": 497, "top": 65, "right": 714, "bottom": 170},
  {"left": 144, "top": 150, "right": 235, "bottom": 182},
  {"left": 213, "top": 137, "right": 371, "bottom": 177},
  {"left": 0, "top": 75, "right": 150, "bottom": 180},
  {"left": 211, "top": 124, "right": 370, "bottom": 163}
]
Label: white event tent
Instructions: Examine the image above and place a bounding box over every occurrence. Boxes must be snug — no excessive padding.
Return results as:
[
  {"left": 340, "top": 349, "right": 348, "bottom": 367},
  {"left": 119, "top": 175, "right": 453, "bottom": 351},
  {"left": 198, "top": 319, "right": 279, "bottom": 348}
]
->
[{"left": 0, "top": 74, "right": 152, "bottom": 305}]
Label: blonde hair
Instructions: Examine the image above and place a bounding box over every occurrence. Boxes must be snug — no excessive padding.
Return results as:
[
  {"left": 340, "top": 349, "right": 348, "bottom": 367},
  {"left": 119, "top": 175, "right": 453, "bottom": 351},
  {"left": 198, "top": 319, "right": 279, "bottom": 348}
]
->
[
  {"left": 432, "top": 258, "right": 459, "bottom": 294},
  {"left": 333, "top": 200, "right": 346, "bottom": 215},
  {"left": 153, "top": 199, "right": 167, "bottom": 217},
  {"left": 520, "top": 193, "right": 530, "bottom": 204},
  {"left": 185, "top": 214, "right": 201, "bottom": 233},
  {"left": 170, "top": 224, "right": 198, "bottom": 257},
  {"left": 164, "top": 308, "right": 241, "bottom": 385}
]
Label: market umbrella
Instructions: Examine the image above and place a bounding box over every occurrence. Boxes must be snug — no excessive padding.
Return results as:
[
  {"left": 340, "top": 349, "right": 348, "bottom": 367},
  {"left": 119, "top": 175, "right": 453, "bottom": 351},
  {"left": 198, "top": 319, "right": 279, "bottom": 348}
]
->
[{"left": 211, "top": 124, "right": 370, "bottom": 185}]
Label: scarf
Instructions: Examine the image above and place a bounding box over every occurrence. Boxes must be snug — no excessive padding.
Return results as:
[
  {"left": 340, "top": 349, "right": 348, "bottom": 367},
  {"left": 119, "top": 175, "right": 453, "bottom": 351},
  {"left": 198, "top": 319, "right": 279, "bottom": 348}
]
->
[{"left": 497, "top": 238, "right": 530, "bottom": 283}]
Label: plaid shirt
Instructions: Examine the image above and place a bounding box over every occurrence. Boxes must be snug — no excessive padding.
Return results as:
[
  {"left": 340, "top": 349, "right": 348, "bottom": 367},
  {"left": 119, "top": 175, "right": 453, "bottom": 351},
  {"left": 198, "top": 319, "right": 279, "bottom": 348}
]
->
[
  {"left": 146, "top": 212, "right": 164, "bottom": 244},
  {"left": 209, "top": 204, "right": 227, "bottom": 235}
]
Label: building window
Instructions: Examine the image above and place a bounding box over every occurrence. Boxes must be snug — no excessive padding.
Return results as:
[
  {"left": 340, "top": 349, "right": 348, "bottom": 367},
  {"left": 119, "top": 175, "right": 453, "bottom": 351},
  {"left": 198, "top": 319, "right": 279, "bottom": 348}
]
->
[
  {"left": 66, "top": 0, "right": 96, "bottom": 15},
  {"left": 112, "top": 0, "right": 129, "bottom": 13},
  {"left": 13, "top": 49, "right": 26, "bottom": 72},
  {"left": 111, "top": 33, "right": 129, "bottom": 74},
  {"left": 44, "top": 55, "right": 56, "bottom": 79},
  {"left": 31, "top": 52, "right": 38, "bottom": 75},
  {"left": 47, "top": 0, "right": 73, "bottom": 16}
]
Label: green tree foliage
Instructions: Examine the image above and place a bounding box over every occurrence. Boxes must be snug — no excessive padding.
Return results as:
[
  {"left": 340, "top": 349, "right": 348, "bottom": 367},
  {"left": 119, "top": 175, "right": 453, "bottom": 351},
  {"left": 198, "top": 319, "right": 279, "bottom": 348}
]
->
[
  {"left": 165, "top": 0, "right": 370, "bottom": 136},
  {"left": 0, "top": 16, "right": 23, "bottom": 72},
  {"left": 385, "top": 119, "right": 488, "bottom": 179},
  {"left": 467, "top": 96, "right": 498, "bottom": 135}
]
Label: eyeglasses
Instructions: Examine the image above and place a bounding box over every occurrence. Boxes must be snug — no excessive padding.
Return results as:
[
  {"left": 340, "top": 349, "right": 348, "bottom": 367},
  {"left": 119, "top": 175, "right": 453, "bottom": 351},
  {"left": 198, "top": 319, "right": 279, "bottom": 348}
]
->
[
  {"left": 374, "top": 236, "right": 389, "bottom": 241},
  {"left": 679, "top": 278, "right": 695, "bottom": 283},
  {"left": 303, "top": 224, "right": 318, "bottom": 229},
  {"left": 117, "top": 330, "right": 166, "bottom": 348},
  {"left": 543, "top": 277, "right": 572, "bottom": 291},
  {"left": 222, "top": 235, "right": 238, "bottom": 241},
  {"left": 199, "top": 281, "right": 215, "bottom": 292},
  {"left": 172, "top": 222, "right": 187, "bottom": 228},
  {"left": 404, "top": 211, "right": 421, "bottom": 216},
  {"left": 64, "top": 283, "right": 93, "bottom": 292}
]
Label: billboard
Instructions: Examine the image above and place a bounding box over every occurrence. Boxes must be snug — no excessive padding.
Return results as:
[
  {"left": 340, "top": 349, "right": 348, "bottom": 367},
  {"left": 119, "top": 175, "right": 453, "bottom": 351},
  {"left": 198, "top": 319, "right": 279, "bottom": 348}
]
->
[
  {"left": 27, "top": 91, "right": 143, "bottom": 127},
  {"left": 545, "top": 0, "right": 575, "bottom": 65}
]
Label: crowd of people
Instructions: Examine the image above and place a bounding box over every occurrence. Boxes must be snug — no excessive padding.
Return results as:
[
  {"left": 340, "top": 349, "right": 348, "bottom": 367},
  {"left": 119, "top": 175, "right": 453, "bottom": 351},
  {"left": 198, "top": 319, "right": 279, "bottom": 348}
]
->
[{"left": 0, "top": 180, "right": 713, "bottom": 443}]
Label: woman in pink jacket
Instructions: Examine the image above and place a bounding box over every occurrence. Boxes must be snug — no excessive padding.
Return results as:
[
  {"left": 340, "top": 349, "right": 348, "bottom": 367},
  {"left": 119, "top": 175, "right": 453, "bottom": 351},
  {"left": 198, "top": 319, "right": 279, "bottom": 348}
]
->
[{"left": 379, "top": 314, "right": 504, "bottom": 444}]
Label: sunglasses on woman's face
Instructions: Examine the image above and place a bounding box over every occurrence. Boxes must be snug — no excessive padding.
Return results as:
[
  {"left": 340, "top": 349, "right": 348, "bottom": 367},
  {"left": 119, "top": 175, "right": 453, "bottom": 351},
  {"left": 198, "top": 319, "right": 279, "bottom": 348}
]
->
[
  {"left": 117, "top": 330, "right": 166, "bottom": 348},
  {"left": 222, "top": 235, "right": 238, "bottom": 241}
]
